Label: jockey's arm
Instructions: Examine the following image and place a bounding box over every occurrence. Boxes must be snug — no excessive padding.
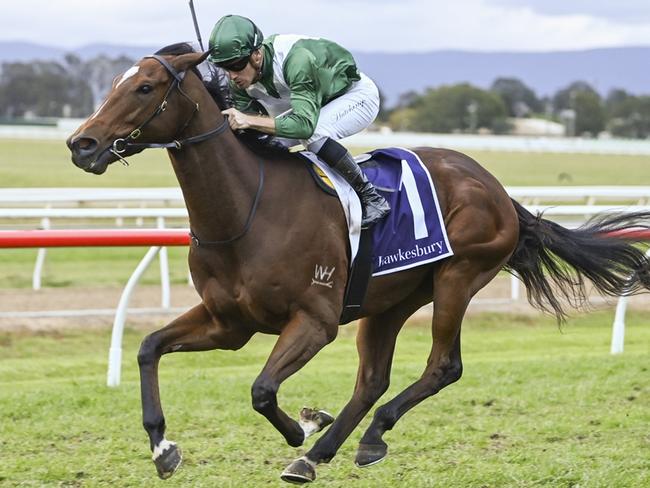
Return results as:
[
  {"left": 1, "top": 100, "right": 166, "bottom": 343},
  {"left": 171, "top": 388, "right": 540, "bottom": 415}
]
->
[
  {"left": 222, "top": 48, "right": 321, "bottom": 139},
  {"left": 222, "top": 86, "right": 319, "bottom": 138},
  {"left": 222, "top": 84, "right": 277, "bottom": 133},
  {"left": 222, "top": 108, "right": 277, "bottom": 134}
]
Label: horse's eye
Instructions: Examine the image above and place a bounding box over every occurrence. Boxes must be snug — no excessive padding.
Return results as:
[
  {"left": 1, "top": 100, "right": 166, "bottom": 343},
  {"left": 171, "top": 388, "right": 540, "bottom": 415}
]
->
[{"left": 138, "top": 84, "right": 153, "bottom": 94}]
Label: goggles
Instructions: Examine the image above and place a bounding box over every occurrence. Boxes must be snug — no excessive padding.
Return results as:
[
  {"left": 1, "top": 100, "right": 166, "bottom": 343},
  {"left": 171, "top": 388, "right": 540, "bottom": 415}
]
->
[{"left": 217, "top": 56, "right": 250, "bottom": 72}]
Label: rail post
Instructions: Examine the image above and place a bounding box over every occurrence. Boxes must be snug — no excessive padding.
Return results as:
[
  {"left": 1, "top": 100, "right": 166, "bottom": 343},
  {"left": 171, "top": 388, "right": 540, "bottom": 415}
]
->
[
  {"left": 157, "top": 217, "right": 171, "bottom": 309},
  {"left": 32, "top": 215, "right": 50, "bottom": 290},
  {"left": 107, "top": 246, "right": 162, "bottom": 387},
  {"left": 610, "top": 246, "right": 650, "bottom": 355}
]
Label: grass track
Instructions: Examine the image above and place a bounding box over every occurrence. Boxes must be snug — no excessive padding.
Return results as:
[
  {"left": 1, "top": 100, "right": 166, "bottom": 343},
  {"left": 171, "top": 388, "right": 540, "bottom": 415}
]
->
[
  {"left": 0, "top": 246, "right": 190, "bottom": 289},
  {"left": 1, "top": 311, "right": 648, "bottom": 487},
  {"left": 2, "top": 139, "right": 650, "bottom": 188},
  {"left": 1, "top": 139, "right": 650, "bottom": 485}
]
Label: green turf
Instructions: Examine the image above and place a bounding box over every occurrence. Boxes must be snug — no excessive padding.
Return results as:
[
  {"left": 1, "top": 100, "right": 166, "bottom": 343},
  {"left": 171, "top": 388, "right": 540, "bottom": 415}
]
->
[
  {"left": 465, "top": 150, "right": 650, "bottom": 186},
  {"left": 2, "top": 139, "right": 649, "bottom": 486},
  {"left": 0, "top": 139, "right": 176, "bottom": 188},
  {"left": 0, "top": 311, "right": 648, "bottom": 487},
  {"left": 2, "top": 139, "right": 650, "bottom": 188},
  {"left": 0, "top": 247, "right": 189, "bottom": 289}
]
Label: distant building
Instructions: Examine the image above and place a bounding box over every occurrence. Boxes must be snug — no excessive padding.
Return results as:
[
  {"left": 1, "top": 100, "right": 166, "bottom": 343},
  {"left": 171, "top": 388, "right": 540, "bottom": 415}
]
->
[{"left": 509, "top": 118, "right": 565, "bottom": 136}]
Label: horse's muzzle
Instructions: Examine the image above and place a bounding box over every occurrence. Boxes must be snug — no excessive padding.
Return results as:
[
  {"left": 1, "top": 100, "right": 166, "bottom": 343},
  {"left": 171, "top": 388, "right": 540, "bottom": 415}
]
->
[
  {"left": 67, "top": 134, "right": 98, "bottom": 159},
  {"left": 67, "top": 134, "right": 110, "bottom": 174}
]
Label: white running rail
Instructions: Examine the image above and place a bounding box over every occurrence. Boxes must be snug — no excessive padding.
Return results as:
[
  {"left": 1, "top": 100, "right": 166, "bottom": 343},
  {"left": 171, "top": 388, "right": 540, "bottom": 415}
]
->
[{"left": 1, "top": 187, "right": 649, "bottom": 367}]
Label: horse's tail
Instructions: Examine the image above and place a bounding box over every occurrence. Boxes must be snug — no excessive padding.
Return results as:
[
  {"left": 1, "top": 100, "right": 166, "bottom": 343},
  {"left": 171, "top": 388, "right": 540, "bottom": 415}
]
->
[{"left": 504, "top": 199, "right": 650, "bottom": 321}]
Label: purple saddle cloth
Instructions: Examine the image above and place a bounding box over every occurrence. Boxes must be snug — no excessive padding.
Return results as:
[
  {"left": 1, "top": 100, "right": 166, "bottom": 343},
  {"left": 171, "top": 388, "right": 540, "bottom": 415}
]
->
[{"left": 361, "top": 147, "right": 453, "bottom": 276}]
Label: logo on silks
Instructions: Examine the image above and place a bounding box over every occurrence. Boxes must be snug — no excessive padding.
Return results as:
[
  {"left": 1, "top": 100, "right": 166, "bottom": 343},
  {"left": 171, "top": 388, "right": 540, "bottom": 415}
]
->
[{"left": 365, "top": 148, "right": 454, "bottom": 276}]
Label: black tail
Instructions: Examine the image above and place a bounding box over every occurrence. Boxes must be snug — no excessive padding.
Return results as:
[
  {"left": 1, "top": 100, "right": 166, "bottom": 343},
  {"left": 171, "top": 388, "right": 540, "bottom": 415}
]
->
[{"left": 504, "top": 199, "right": 650, "bottom": 321}]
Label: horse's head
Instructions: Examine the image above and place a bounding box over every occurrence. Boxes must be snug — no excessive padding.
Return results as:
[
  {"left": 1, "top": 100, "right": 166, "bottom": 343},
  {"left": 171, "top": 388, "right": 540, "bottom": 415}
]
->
[{"left": 67, "top": 50, "right": 211, "bottom": 175}]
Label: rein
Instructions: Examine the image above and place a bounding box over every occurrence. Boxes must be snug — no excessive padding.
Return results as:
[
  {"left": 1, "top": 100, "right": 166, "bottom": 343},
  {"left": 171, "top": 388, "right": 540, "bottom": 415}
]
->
[{"left": 190, "top": 158, "right": 265, "bottom": 246}]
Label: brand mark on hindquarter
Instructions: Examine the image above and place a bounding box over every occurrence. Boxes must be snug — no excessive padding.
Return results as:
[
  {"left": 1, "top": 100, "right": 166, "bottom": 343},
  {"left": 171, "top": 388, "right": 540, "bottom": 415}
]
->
[{"left": 311, "top": 265, "right": 336, "bottom": 288}]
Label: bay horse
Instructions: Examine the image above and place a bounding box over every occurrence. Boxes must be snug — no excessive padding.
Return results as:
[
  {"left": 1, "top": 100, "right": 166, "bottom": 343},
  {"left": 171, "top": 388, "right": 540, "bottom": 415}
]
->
[{"left": 66, "top": 46, "right": 650, "bottom": 484}]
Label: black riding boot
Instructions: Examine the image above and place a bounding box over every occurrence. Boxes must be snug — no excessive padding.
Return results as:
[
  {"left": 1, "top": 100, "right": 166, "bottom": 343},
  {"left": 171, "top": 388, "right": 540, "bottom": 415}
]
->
[{"left": 317, "top": 138, "right": 390, "bottom": 228}]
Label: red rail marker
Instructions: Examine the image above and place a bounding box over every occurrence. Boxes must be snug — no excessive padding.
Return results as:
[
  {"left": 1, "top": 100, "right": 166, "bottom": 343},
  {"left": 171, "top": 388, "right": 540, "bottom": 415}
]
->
[{"left": 0, "top": 229, "right": 191, "bottom": 248}]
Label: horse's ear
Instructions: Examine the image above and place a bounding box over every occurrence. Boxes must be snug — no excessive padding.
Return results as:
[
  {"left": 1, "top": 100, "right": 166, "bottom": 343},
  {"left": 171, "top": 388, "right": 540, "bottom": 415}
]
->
[{"left": 170, "top": 51, "right": 212, "bottom": 72}]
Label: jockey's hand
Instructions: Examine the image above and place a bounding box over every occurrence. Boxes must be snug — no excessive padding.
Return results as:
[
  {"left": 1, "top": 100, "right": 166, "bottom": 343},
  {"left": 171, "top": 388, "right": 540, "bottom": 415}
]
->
[{"left": 222, "top": 108, "right": 251, "bottom": 130}]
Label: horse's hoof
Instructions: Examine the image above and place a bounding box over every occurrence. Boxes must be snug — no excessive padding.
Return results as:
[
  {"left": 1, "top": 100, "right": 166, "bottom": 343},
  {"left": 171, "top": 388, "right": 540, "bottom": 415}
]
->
[
  {"left": 153, "top": 441, "right": 182, "bottom": 480},
  {"left": 299, "top": 407, "right": 334, "bottom": 438},
  {"left": 355, "top": 441, "right": 388, "bottom": 467},
  {"left": 280, "top": 457, "right": 316, "bottom": 484}
]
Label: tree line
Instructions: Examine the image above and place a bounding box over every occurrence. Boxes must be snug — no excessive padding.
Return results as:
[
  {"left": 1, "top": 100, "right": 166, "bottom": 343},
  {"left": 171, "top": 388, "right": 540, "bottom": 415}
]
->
[
  {"left": 0, "top": 55, "right": 133, "bottom": 119},
  {"left": 1, "top": 55, "right": 649, "bottom": 139},
  {"left": 381, "top": 78, "right": 650, "bottom": 139}
]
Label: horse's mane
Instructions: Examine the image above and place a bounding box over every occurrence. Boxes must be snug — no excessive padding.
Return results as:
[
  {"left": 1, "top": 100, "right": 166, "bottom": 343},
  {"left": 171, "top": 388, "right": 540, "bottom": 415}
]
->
[{"left": 154, "top": 43, "right": 291, "bottom": 159}]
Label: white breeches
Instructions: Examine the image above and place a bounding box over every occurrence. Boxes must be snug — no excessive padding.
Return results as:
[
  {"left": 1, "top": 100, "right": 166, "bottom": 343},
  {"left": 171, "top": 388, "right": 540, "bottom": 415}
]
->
[{"left": 275, "top": 73, "right": 380, "bottom": 152}]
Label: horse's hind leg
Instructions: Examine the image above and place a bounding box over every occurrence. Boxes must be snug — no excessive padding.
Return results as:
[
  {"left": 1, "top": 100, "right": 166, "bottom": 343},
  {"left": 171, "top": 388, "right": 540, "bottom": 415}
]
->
[
  {"left": 355, "top": 261, "right": 494, "bottom": 467},
  {"left": 138, "top": 303, "right": 253, "bottom": 479},
  {"left": 281, "top": 287, "right": 431, "bottom": 483}
]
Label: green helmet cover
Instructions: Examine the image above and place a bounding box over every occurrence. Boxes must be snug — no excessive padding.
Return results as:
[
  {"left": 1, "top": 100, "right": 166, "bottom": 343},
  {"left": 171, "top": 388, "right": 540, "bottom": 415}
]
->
[{"left": 208, "top": 15, "right": 264, "bottom": 64}]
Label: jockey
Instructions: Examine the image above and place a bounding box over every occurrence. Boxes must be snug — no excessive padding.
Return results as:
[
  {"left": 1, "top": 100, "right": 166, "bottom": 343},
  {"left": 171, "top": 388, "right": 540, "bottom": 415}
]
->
[{"left": 208, "top": 14, "right": 390, "bottom": 228}]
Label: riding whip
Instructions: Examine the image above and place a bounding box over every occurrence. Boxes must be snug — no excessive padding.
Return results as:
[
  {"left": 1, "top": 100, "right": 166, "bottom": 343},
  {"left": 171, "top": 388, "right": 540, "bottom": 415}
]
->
[{"left": 188, "top": 0, "right": 204, "bottom": 50}]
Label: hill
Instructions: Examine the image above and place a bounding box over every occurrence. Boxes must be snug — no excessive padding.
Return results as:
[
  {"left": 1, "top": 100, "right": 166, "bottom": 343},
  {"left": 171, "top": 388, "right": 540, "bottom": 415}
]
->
[
  {"left": 1, "top": 41, "right": 649, "bottom": 106},
  {"left": 354, "top": 47, "right": 650, "bottom": 105}
]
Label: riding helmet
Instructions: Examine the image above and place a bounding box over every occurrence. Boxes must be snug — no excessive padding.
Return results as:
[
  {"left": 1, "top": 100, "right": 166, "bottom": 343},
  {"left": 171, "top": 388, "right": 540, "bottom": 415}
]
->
[{"left": 208, "top": 15, "right": 264, "bottom": 64}]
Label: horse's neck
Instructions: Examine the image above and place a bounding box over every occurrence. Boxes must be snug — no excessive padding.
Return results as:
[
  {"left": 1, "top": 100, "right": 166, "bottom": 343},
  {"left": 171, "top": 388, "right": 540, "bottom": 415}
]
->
[{"left": 168, "top": 89, "right": 260, "bottom": 242}]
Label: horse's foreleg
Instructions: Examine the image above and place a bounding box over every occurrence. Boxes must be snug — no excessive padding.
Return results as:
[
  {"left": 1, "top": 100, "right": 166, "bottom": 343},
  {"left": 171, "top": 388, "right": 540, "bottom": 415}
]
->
[
  {"left": 138, "top": 303, "right": 253, "bottom": 479},
  {"left": 251, "top": 310, "right": 337, "bottom": 450}
]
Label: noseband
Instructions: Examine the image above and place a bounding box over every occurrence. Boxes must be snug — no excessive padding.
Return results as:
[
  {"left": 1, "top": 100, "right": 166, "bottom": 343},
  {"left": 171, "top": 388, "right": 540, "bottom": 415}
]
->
[{"left": 109, "top": 54, "right": 230, "bottom": 163}]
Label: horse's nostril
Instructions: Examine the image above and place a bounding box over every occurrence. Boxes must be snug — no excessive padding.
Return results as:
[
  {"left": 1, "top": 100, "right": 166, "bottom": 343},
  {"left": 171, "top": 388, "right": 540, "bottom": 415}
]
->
[
  {"left": 78, "top": 139, "right": 93, "bottom": 150},
  {"left": 71, "top": 136, "right": 99, "bottom": 156}
]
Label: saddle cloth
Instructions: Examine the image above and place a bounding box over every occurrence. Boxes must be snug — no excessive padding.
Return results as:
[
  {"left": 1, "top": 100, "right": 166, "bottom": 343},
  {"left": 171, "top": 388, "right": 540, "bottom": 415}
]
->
[{"left": 301, "top": 147, "right": 453, "bottom": 275}]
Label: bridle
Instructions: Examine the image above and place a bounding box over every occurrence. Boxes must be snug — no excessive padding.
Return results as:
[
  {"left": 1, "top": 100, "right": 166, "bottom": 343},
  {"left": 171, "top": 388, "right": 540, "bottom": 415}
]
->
[
  {"left": 107, "top": 54, "right": 264, "bottom": 246},
  {"left": 108, "top": 54, "right": 230, "bottom": 164}
]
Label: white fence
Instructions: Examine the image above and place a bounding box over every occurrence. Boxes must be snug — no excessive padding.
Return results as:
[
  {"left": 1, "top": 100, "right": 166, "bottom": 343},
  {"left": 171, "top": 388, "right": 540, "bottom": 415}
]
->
[
  {"left": 1, "top": 187, "right": 649, "bottom": 361},
  {"left": 345, "top": 131, "right": 650, "bottom": 155},
  {"left": 3, "top": 186, "right": 648, "bottom": 208},
  {"left": 0, "top": 187, "right": 183, "bottom": 203},
  {"left": 2, "top": 186, "right": 649, "bottom": 294},
  {"left": 4, "top": 120, "right": 650, "bottom": 155}
]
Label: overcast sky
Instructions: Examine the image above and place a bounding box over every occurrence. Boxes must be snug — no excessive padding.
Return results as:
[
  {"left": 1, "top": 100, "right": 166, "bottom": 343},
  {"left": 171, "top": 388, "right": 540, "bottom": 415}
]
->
[{"left": 4, "top": 0, "right": 650, "bottom": 52}]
